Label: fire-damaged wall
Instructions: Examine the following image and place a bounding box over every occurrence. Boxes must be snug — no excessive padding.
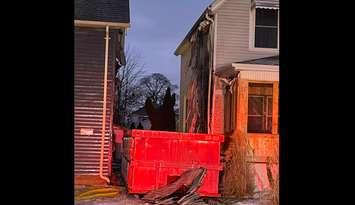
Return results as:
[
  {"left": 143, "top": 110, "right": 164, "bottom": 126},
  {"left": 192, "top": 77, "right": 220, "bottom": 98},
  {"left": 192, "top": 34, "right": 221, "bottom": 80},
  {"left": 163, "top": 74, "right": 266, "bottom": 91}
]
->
[
  {"left": 186, "top": 31, "right": 209, "bottom": 133},
  {"left": 180, "top": 11, "right": 215, "bottom": 134},
  {"left": 74, "top": 27, "right": 124, "bottom": 178},
  {"left": 176, "top": 0, "right": 280, "bottom": 195}
]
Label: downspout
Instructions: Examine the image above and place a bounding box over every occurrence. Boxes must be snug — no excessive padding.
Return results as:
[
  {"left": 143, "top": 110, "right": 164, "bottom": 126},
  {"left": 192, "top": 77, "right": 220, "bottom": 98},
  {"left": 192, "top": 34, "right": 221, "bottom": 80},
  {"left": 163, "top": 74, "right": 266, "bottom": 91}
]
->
[
  {"left": 100, "top": 25, "right": 110, "bottom": 184},
  {"left": 207, "top": 9, "right": 215, "bottom": 134}
]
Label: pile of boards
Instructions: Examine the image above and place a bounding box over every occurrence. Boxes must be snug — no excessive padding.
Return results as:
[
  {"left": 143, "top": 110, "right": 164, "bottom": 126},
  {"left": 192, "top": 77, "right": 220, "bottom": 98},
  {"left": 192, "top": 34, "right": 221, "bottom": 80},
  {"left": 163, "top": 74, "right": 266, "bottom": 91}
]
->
[{"left": 142, "top": 167, "right": 208, "bottom": 205}]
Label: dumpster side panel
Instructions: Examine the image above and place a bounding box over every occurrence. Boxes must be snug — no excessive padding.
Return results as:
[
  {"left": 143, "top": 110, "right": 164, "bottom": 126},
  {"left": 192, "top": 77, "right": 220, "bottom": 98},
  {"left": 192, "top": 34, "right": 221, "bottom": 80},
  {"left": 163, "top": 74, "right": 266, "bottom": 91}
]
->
[
  {"left": 121, "top": 130, "right": 224, "bottom": 197},
  {"left": 122, "top": 160, "right": 222, "bottom": 196},
  {"left": 125, "top": 130, "right": 223, "bottom": 165}
]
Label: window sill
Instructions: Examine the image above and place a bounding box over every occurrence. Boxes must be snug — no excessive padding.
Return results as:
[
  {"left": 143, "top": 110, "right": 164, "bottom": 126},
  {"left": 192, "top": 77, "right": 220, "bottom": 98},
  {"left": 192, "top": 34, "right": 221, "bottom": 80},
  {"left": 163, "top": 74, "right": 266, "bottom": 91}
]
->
[
  {"left": 249, "top": 47, "right": 279, "bottom": 53},
  {"left": 247, "top": 133, "right": 279, "bottom": 138}
]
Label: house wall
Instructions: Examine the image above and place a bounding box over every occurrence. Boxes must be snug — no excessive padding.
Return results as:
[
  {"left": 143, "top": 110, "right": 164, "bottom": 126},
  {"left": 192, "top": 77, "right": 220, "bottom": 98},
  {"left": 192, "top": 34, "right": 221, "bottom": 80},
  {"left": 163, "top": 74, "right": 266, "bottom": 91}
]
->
[
  {"left": 227, "top": 77, "right": 279, "bottom": 191},
  {"left": 213, "top": 1, "right": 280, "bottom": 190},
  {"left": 74, "top": 27, "right": 121, "bottom": 181},
  {"left": 223, "top": 78, "right": 279, "bottom": 162},
  {"left": 178, "top": 0, "right": 279, "bottom": 135},
  {"left": 178, "top": 45, "right": 193, "bottom": 132},
  {"left": 214, "top": 0, "right": 279, "bottom": 68},
  {"left": 210, "top": 79, "right": 225, "bottom": 134}
]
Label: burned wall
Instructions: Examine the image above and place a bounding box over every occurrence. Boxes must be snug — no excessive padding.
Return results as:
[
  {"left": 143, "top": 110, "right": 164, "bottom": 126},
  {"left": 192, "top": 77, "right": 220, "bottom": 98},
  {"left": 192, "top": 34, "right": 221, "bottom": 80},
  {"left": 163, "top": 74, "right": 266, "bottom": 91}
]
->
[{"left": 184, "top": 18, "right": 214, "bottom": 133}]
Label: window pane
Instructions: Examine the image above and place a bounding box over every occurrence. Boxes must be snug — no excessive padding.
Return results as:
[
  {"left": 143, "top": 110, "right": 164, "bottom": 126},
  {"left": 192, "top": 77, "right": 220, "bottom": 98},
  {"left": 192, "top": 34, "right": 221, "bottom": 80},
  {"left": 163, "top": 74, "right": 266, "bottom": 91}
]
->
[
  {"left": 248, "top": 83, "right": 273, "bottom": 133},
  {"left": 255, "top": 27, "right": 278, "bottom": 48},
  {"left": 256, "top": 9, "right": 278, "bottom": 26},
  {"left": 267, "top": 117, "right": 272, "bottom": 133},
  {"left": 249, "top": 83, "right": 273, "bottom": 95},
  {"left": 248, "top": 96, "right": 263, "bottom": 115},
  {"left": 248, "top": 116, "right": 264, "bottom": 133},
  {"left": 267, "top": 96, "right": 273, "bottom": 115}
]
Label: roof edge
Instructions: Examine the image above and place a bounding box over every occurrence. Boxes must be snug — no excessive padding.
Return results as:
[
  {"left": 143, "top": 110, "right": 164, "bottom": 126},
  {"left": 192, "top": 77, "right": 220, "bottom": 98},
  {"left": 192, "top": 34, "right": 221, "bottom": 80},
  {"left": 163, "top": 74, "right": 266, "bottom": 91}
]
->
[
  {"left": 232, "top": 63, "right": 279, "bottom": 72},
  {"left": 215, "top": 62, "right": 278, "bottom": 79},
  {"left": 174, "top": 0, "right": 227, "bottom": 56},
  {"left": 210, "top": 0, "right": 228, "bottom": 12},
  {"left": 236, "top": 55, "right": 279, "bottom": 65},
  {"left": 74, "top": 20, "right": 130, "bottom": 29},
  {"left": 174, "top": 8, "right": 210, "bottom": 56}
]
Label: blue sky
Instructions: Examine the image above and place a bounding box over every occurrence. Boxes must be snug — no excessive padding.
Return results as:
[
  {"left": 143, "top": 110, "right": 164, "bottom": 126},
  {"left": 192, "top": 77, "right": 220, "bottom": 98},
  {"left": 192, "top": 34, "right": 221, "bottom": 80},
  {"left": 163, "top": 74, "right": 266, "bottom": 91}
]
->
[{"left": 126, "top": 0, "right": 213, "bottom": 87}]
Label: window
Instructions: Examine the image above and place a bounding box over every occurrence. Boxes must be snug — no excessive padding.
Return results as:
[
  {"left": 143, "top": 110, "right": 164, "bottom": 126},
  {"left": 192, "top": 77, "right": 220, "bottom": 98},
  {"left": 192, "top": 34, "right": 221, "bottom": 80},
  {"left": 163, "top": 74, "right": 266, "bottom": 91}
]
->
[
  {"left": 247, "top": 83, "right": 273, "bottom": 133},
  {"left": 254, "top": 8, "right": 279, "bottom": 49}
]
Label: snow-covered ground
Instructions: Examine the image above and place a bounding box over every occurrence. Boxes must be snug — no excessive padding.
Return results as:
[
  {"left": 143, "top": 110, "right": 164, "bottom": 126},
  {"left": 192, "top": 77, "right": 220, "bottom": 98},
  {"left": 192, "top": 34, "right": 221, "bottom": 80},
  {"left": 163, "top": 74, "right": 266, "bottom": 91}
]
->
[
  {"left": 75, "top": 195, "right": 145, "bottom": 205},
  {"left": 75, "top": 185, "right": 274, "bottom": 205},
  {"left": 75, "top": 192, "right": 273, "bottom": 205}
]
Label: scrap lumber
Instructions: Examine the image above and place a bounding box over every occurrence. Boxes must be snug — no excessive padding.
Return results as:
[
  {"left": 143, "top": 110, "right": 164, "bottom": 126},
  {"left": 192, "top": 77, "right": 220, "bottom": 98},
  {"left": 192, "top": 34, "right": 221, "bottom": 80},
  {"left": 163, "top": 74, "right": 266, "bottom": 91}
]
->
[{"left": 142, "top": 167, "right": 207, "bottom": 204}]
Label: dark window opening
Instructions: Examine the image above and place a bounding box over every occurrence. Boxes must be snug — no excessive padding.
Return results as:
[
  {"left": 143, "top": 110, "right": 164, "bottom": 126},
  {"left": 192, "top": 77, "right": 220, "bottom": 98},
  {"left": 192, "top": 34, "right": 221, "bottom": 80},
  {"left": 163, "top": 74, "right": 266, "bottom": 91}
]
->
[
  {"left": 255, "top": 8, "right": 278, "bottom": 48},
  {"left": 248, "top": 83, "right": 273, "bottom": 133}
]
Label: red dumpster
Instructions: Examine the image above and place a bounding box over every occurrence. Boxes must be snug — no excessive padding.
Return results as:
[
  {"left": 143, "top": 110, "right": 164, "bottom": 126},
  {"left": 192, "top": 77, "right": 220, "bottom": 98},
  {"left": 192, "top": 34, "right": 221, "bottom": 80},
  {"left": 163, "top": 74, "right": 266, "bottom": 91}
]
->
[{"left": 121, "top": 129, "right": 224, "bottom": 197}]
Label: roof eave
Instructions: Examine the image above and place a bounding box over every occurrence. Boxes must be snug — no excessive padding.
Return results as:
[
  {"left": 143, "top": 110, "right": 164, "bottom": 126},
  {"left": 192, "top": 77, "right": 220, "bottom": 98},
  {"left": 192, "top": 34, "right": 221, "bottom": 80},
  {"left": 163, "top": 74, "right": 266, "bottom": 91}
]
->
[
  {"left": 232, "top": 63, "right": 279, "bottom": 72},
  {"left": 74, "top": 20, "right": 130, "bottom": 29},
  {"left": 174, "top": 8, "right": 210, "bottom": 56},
  {"left": 210, "top": 0, "right": 227, "bottom": 12},
  {"left": 215, "top": 62, "right": 279, "bottom": 79}
]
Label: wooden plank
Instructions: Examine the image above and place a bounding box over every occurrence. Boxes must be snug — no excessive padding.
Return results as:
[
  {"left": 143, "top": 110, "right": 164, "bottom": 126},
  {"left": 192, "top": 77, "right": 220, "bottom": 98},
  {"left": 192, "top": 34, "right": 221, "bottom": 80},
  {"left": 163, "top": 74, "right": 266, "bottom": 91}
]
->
[
  {"left": 272, "top": 82, "right": 279, "bottom": 135},
  {"left": 236, "top": 79, "right": 248, "bottom": 134},
  {"left": 247, "top": 133, "right": 279, "bottom": 162},
  {"left": 75, "top": 175, "right": 107, "bottom": 186}
]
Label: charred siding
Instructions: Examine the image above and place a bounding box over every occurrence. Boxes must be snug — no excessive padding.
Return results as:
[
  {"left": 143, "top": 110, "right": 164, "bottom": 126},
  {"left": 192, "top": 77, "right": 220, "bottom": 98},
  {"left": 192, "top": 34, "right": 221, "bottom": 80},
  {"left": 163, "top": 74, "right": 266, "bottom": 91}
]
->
[
  {"left": 182, "top": 24, "right": 212, "bottom": 133},
  {"left": 74, "top": 27, "right": 118, "bottom": 176}
]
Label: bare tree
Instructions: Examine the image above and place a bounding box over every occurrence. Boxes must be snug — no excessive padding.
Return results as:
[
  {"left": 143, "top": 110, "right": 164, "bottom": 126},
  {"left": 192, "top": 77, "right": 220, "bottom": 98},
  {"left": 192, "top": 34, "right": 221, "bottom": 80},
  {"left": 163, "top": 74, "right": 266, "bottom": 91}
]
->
[
  {"left": 116, "top": 46, "right": 146, "bottom": 127},
  {"left": 139, "top": 73, "right": 178, "bottom": 106}
]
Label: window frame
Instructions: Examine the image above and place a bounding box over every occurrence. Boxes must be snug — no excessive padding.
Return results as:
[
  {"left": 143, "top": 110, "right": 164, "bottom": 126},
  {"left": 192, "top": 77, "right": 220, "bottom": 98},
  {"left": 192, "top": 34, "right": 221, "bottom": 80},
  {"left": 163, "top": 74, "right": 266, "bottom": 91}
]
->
[
  {"left": 249, "top": 7, "right": 279, "bottom": 51},
  {"left": 247, "top": 83, "right": 274, "bottom": 134}
]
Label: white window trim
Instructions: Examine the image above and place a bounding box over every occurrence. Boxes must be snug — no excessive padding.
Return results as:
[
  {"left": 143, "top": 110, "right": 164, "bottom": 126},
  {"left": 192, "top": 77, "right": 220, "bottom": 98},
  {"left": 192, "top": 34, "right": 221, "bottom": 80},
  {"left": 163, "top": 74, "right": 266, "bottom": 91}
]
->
[{"left": 249, "top": 7, "right": 279, "bottom": 52}]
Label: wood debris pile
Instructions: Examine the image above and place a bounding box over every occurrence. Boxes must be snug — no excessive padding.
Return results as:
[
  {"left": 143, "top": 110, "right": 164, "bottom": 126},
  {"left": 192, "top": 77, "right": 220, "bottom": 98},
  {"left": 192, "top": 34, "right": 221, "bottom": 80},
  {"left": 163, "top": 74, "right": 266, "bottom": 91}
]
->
[{"left": 142, "top": 167, "right": 207, "bottom": 205}]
